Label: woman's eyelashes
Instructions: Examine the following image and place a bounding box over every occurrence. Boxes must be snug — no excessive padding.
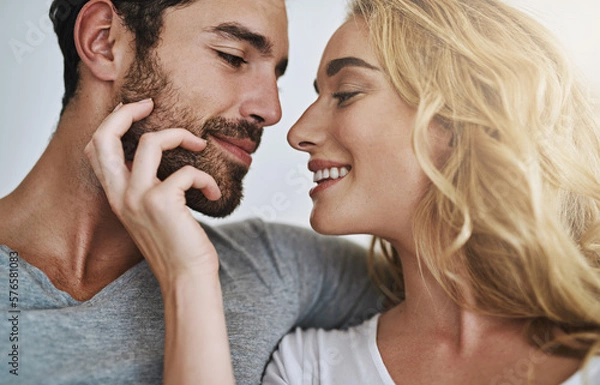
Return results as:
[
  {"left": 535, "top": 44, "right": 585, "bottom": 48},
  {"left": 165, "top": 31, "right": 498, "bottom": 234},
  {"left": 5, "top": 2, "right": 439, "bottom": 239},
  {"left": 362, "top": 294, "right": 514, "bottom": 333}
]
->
[
  {"left": 216, "top": 51, "right": 247, "bottom": 68},
  {"left": 332, "top": 91, "right": 361, "bottom": 107}
]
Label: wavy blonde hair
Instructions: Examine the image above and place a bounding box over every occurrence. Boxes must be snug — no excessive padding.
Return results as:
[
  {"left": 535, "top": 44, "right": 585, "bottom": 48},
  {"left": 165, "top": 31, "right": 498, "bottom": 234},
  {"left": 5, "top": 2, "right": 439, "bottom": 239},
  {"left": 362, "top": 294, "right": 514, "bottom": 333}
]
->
[{"left": 353, "top": 0, "right": 600, "bottom": 361}]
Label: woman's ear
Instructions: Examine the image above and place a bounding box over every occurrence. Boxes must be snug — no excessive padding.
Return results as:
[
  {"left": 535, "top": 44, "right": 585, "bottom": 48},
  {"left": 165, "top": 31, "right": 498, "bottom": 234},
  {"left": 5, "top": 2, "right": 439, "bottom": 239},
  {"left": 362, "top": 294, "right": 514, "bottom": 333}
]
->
[{"left": 74, "top": 0, "right": 130, "bottom": 82}]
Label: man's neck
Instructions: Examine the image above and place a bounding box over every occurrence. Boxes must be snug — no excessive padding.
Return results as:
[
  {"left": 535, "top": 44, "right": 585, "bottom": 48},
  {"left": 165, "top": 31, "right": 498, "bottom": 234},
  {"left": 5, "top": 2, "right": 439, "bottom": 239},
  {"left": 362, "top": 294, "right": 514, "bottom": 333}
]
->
[{"left": 0, "top": 108, "right": 143, "bottom": 301}]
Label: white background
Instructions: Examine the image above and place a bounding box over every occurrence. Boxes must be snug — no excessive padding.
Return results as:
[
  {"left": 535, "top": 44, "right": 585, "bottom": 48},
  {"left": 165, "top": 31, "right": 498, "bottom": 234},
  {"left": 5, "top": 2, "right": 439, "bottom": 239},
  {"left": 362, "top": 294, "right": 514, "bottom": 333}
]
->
[{"left": 1, "top": 0, "right": 599, "bottom": 244}]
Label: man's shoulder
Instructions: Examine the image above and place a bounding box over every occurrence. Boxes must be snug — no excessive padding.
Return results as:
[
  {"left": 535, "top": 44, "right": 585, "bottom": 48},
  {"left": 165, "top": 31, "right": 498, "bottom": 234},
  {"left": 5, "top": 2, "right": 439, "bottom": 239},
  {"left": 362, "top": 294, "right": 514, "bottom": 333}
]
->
[
  {"left": 201, "top": 217, "right": 308, "bottom": 235},
  {"left": 201, "top": 217, "right": 362, "bottom": 254}
]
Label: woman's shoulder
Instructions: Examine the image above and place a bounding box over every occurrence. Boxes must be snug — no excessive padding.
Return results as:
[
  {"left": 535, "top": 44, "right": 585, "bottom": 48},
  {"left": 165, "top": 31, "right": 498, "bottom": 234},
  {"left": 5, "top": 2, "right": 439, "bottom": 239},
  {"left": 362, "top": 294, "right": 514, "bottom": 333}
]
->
[
  {"left": 263, "top": 314, "right": 395, "bottom": 385},
  {"left": 280, "top": 312, "right": 379, "bottom": 356},
  {"left": 561, "top": 357, "right": 600, "bottom": 385}
]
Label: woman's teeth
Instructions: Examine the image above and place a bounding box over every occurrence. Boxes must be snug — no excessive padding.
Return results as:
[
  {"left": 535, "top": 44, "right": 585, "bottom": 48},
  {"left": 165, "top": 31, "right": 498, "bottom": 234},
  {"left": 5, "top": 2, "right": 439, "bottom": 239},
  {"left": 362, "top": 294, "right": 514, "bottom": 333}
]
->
[{"left": 313, "top": 167, "right": 350, "bottom": 183}]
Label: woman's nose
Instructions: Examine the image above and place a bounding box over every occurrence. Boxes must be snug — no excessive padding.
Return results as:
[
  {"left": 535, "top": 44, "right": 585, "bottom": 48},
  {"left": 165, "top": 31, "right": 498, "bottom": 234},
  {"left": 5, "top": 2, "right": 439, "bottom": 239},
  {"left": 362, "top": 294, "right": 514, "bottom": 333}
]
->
[{"left": 287, "top": 102, "right": 323, "bottom": 152}]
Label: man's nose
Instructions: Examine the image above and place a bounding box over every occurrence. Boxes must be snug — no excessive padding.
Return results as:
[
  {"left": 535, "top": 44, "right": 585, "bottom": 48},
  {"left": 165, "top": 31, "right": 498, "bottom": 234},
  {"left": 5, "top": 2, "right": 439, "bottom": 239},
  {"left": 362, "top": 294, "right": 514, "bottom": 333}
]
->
[{"left": 239, "top": 73, "right": 282, "bottom": 127}]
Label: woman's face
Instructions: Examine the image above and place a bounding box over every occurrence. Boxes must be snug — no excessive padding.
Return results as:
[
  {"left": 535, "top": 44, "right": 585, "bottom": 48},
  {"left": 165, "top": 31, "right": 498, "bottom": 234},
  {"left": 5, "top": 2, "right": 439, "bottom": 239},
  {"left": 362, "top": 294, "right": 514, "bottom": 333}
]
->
[{"left": 288, "top": 18, "right": 430, "bottom": 247}]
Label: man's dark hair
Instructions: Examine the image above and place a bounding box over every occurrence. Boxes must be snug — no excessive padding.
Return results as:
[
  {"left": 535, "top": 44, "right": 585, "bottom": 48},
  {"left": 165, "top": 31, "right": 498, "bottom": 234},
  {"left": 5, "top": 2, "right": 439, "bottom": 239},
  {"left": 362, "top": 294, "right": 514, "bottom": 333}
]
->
[{"left": 49, "top": 0, "right": 195, "bottom": 113}]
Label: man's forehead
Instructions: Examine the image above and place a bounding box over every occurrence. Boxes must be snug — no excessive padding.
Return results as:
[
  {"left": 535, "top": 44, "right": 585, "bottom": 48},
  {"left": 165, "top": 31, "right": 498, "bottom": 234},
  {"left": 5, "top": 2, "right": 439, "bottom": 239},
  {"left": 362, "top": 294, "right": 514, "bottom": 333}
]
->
[
  {"left": 165, "top": 0, "right": 289, "bottom": 50},
  {"left": 174, "top": 0, "right": 288, "bottom": 28}
]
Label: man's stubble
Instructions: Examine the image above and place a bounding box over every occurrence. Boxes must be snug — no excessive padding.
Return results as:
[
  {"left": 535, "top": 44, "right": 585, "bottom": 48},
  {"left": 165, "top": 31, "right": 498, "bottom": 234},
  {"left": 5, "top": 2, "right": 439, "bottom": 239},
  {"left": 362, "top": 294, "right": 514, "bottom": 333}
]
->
[{"left": 117, "top": 53, "right": 263, "bottom": 218}]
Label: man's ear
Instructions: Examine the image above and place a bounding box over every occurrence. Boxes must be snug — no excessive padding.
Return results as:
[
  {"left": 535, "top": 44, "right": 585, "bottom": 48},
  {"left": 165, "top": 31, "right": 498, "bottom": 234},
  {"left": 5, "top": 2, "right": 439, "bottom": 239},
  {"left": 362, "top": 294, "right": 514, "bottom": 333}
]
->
[{"left": 74, "top": 0, "right": 130, "bottom": 82}]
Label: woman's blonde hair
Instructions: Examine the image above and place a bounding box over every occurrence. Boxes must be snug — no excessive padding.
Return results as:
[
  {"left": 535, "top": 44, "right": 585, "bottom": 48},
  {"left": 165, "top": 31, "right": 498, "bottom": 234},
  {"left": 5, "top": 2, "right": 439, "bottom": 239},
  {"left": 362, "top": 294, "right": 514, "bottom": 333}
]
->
[{"left": 353, "top": 0, "right": 600, "bottom": 361}]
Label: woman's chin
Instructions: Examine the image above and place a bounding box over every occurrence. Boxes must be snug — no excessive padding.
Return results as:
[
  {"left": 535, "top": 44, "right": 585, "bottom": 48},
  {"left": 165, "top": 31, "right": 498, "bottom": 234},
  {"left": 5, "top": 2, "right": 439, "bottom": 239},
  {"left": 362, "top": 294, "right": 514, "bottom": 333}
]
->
[{"left": 309, "top": 213, "right": 351, "bottom": 236}]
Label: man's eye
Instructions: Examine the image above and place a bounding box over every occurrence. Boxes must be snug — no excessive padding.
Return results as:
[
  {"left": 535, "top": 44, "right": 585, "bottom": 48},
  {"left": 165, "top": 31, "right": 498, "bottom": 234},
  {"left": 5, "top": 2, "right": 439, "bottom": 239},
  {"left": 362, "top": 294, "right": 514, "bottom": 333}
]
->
[
  {"left": 217, "top": 51, "right": 247, "bottom": 68},
  {"left": 332, "top": 91, "right": 361, "bottom": 107}
]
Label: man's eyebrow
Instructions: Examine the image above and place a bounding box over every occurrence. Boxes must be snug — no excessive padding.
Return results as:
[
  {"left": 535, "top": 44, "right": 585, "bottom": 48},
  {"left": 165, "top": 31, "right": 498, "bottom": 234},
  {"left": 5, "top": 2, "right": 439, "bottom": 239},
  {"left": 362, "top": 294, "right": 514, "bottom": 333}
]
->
[
  {"left": 208, "top": 22, "right": 273, "bottom": 56},
  {"left": 326, "top": 57, "right": 379, "bottom": 77},
  {"left": 276, "top": 59, "right": 289, "bottom": 78}
]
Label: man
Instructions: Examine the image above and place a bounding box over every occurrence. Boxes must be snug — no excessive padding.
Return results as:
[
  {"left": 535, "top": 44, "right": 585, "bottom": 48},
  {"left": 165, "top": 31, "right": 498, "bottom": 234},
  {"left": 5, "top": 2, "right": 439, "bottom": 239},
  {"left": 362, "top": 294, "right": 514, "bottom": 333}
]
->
[{"left": 0, "top": 0, "right": 382, "bottom": 384}]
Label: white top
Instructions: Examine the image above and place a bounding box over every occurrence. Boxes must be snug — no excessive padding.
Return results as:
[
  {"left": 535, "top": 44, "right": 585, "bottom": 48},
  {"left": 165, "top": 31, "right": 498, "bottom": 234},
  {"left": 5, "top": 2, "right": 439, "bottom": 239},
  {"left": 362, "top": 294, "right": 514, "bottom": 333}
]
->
[{"left": 263, "top": 314, "right": 600, "bottom": 385}]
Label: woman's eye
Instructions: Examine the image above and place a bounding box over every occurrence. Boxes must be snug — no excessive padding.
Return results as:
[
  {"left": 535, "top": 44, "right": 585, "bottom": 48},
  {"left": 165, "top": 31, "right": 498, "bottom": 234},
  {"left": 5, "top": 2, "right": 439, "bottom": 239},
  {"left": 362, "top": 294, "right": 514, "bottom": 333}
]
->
[
  {"left": 332, "top": 91, "right": 361, "bottom": 106},
  {"left": 217, "top": 51, "right": 247, "bottom": 68}
]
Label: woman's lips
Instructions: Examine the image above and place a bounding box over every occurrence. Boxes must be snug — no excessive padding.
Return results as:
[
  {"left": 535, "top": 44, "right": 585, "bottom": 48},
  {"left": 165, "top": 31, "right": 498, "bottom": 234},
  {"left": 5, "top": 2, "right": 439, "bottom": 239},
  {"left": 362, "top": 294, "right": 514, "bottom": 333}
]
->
[
  {"left": 309, "top": 177, "right": 346, "bottom": 198},
  {"left": 307, "top": 159, "right": 352, "bottom": 198},
  {"left": 211, "top": 135, "right": 258, "bottom": 167}
]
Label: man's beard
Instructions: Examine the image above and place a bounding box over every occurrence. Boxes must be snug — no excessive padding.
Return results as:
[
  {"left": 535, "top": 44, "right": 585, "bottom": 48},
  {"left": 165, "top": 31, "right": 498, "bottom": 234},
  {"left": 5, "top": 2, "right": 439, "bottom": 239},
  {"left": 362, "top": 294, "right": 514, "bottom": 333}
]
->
[{"left": 117, "top": 53, "right": 263, "bottom": 218}]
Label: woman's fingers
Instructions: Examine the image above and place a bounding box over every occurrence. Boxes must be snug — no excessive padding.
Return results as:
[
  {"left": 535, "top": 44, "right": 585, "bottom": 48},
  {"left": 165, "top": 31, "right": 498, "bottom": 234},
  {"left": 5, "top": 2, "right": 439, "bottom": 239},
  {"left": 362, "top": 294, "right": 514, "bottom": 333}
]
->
[
  {"left": 97, "top": 99, "right": 154, "bottom": 137},
  {"left": 86, "top": 99, "right": 220, "bottom": 227},
  {"left": 85, "top": 137, "right": 130, "bottom": 207},
  {"left": 135, "top": 166, "right": 221, "bottom": 220},
  {"left": 158, "top": 165, "right": 222, "bottom": 203},
  {"left": 85, "top": 99, "right": 155, "bottom": 203},
  {"left": 127, "top": 166, "right": 221, "bottom": 273},
  {"left": 87, "top": 99, "right": 155, "bottom": 167},
  {"left": 130, "top": 129, "right": 207, "bottom": 191}
]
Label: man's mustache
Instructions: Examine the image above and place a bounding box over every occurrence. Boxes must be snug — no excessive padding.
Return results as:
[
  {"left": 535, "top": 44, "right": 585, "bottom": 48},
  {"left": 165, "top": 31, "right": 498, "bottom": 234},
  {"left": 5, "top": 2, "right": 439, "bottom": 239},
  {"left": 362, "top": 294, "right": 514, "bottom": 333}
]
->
[
  {"left": 201, "top": 117, "right": 263, "bottom": 147},
  {"left": 121, "top": 116, "right": 263, "bottom": 161}
]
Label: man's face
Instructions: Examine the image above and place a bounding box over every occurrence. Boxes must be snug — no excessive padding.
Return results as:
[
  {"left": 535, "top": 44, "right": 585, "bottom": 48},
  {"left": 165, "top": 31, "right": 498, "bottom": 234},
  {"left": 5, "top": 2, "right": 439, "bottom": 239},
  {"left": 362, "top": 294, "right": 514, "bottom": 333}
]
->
[{"left": 118, "top": 0, "right": 289, "bottom": 217}]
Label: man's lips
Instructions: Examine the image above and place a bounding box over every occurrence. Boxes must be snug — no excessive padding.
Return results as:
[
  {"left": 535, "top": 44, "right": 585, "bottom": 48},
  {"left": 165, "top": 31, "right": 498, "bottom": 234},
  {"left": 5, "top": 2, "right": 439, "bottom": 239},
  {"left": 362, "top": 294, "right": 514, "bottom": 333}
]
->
[
  {"left": 212, "top": 134, "right": 258, "bottom": 154},
  {"left": 211, "top": 135, "right": 258, "bottom": 167}
]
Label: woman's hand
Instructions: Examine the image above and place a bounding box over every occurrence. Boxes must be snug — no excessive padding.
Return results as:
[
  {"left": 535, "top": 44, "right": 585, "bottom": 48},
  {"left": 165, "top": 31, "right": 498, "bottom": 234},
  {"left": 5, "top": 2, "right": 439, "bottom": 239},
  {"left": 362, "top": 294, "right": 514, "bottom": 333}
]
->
[
  {"left": 84, "top": 99, "right": 222, "bottom": 284},
  {"left": 85, "top": 99, "right": 235, "bottom": 385}
]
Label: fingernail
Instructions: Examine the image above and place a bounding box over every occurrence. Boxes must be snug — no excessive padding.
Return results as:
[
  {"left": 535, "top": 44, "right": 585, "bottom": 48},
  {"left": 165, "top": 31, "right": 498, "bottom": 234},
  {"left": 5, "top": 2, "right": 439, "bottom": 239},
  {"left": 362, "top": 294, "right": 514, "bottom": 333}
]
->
[
  {"left": 139, "top": 98, "right": 153, "bottom": 104},
  {"left": 112, "top": 102, "right": 123, "bottom": 112}
]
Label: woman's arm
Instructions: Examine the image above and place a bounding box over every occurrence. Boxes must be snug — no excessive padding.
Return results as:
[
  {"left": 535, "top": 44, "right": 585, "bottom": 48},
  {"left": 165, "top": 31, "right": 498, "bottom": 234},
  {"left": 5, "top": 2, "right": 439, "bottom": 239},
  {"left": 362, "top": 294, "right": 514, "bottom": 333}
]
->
[
  {"left": 85, "top": 99, "right": 235, "bottom": 385},
  {"left": 162, "top": 269, "right": 234, "bottom": 385}
]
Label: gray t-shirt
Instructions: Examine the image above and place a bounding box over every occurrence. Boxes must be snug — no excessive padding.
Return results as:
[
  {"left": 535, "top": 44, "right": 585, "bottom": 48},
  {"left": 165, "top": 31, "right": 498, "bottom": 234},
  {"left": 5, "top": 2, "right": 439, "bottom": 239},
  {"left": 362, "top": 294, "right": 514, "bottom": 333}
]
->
[{"left": 0, "top": 219, "right": 383, "bottom": 384}]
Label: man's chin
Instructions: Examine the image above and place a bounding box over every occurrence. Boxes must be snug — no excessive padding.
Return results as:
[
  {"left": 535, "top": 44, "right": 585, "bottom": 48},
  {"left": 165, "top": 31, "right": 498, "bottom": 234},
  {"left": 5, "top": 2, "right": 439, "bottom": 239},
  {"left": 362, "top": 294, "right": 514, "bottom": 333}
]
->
[{"left": 185, "top": 188, "right": 242, "bottom": 218}]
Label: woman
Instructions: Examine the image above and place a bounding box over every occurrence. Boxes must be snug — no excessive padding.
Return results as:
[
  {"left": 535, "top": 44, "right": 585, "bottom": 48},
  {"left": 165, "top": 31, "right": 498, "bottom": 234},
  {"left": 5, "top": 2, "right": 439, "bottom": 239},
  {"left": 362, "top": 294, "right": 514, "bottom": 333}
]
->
[
  {"left": 264, "top": 0, "right": 600, "bottom": 383},
  {"left": 86, "top": 0, "right": 600, "bottom": 383}
]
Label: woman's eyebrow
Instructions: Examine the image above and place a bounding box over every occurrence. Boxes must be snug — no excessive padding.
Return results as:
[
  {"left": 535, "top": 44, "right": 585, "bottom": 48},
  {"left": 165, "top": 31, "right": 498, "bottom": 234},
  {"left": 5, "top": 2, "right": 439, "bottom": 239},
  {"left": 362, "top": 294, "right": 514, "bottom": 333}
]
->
[{"left": 326, "top": 57, "right": 379, "bottom": 77}]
